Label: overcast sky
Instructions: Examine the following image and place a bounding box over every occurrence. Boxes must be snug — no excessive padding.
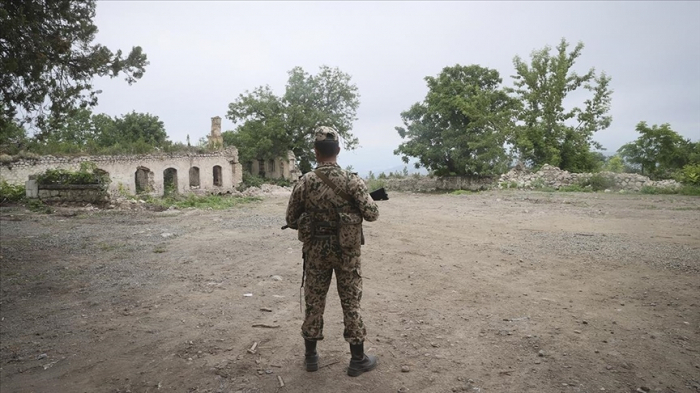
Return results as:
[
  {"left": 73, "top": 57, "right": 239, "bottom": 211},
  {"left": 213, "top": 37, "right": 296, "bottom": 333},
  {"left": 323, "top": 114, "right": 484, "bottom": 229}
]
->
[{"left": 92, "top": 1, "right": 700, "bottom": 176}]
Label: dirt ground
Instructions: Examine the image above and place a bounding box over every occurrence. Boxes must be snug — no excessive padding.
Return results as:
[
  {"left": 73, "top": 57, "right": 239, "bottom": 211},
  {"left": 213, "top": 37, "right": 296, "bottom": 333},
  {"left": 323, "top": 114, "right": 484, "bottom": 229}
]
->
[{"left": 1, "top": 190, "right": 699, "bottom": 393}]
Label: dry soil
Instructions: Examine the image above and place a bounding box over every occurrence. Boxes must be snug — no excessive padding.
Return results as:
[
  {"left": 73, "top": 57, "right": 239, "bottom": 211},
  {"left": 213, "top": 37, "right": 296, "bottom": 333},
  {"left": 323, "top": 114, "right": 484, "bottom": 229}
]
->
[{"left": 1, "top": 190, "right": 699, "bottom": 393}]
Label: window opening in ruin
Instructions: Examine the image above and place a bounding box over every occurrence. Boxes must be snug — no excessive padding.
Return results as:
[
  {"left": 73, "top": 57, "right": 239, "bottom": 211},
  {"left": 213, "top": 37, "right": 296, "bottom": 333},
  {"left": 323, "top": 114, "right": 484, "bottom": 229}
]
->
[
  {"left": 279, "top": 162, "right": 284, "bottom": 176},
  {"left": 246, "top": 161, "right": 253, "bottom": 174},
  {"left": 163, "top": 168, "right": 178, "bottom": 195},
  {"left": 189, "top": 167, "right": 201, "bottom": 188},
  {"left": 213, "top": 165, "right": 223, "bottom": 186},
  {"left": 135, "top": 167, "right": 154, "bottom": 194},
  {"left": 269, "top": 159, "right": 275, "bottom": 174},
  {"left": 258, "top": 159, "right": 265, "bottom": 178}
]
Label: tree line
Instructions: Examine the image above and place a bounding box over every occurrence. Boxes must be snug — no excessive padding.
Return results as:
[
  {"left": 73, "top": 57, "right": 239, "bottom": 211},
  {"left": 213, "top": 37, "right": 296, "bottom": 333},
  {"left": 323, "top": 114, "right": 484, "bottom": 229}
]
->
[{"left": 1, "top": 1, "right": 697, "bottom": 184}]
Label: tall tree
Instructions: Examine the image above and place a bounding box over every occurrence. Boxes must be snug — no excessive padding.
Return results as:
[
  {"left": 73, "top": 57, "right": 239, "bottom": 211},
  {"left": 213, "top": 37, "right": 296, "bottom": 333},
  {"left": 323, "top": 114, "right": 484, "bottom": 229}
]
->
[
  {"left": 618, "top": 121, "right": 692, "bottom": 179},
  {"left": 225, "top": 65, "right": 360, "bottom": 173},
  {"left": 0, "top": 0, "right": 148, "bottom": 134},
  {"left": 509, "top": 38, "right": 613, "bottom": 172},
  {"left": 394, "top": 65, "right": 517, "bottom": 178}
]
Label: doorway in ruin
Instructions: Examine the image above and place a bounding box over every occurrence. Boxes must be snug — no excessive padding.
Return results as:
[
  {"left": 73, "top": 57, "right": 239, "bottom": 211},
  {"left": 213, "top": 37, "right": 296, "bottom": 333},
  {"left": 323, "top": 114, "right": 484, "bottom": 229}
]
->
[
  {"left": 189, "top": 167, "right": 200, "bottom": 188},
  {"left": 213, "top": 165, "right": 223, "bottom": 186},
  {"left": 163, "top": 168, "right": 178, "bottom": 195},
  {"left": 135, "top": 166, "right": 155, "bottom": 194}
]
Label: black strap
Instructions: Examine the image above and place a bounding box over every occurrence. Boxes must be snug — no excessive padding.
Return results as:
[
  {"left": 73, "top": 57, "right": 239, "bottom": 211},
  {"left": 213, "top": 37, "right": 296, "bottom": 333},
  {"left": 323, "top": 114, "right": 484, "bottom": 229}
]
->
[{"left": 314, "top": 169, "right": 354, "bottom": 204}]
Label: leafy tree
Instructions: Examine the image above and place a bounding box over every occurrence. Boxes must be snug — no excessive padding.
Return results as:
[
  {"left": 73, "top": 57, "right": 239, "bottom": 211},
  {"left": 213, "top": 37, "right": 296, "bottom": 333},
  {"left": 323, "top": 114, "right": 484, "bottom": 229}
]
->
[
  {"left": 394, "top": 65, "right": 517, "bottom": 178},
  {"left": 225, "top": 65, "right": 360, "bottom": 173},
  {"left": 0, "top": 120, "right": 29, "bottom": 155},
  {"left": 509, "top": 38, "right": 613, "bottom": 172},
  {"left": 618, "top": 121, "right": 692, "bottom": 179},
  {"left": 27, "top": 110, "right": 169, "bottom": 155},
  {"left": 0, "top": 0, "right": 148, "bottom": 133},
  {"left": 602, "top": 155, "right": 625, "bottom": 173}
]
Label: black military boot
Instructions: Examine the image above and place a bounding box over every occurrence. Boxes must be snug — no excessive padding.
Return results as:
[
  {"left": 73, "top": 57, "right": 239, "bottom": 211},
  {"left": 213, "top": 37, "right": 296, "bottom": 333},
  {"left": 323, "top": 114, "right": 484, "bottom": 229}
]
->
[
  {"left": 347, "top": 342, "right": 377, "bottom": 377},
  {"left": 304, "top": 339, "right": 319, "bottom": 372}
]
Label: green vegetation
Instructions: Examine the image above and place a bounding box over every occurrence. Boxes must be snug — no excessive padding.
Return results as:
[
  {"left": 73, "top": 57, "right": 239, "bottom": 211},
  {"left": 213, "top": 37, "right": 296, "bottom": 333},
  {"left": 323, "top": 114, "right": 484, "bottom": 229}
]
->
[
  {"left": 144, "top": 194, "right": 262, "bottom": 210},
  {"left": 578, "top": 174, "right": 616, "bottom": 191},
  {"left": 0, "top": 180, "right": 25, "bottom": 203},
  {"left": 640, "top": 185, "right": 700, "bottom": 196},
  {"left": 618, "top": 122, "right": 698, "bottom": 180},
  {"left": 224, "top": 65, "right": 360, "bottom": 173},
  {"left": 236, "top": 173, "right": 291, "bottom": 192},
  {"left": 395, "top": 64, "right": 516, "bottom": 177},
  {"left": 1, "top": 0, "right": 148, "bottom": 133},
  {"left": 558, "top": 185, "right": 592, "bottom": 193},
  {"left": 36, "top": 162, "right": 110, "bottom": 187},
  {"left": 509, "top": 38, "right": 612, "bottom": 173},
  {"left": 366, "top": 179, "right": 386, "bottom": 192},
  {"left": 676, "top": 164, "right": 700, "bottom": 186}
]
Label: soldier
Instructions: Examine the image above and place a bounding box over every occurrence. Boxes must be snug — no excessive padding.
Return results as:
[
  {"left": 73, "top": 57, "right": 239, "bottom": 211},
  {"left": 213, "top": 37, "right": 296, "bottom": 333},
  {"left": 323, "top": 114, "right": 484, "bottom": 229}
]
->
[{"left": 285, "top": 126, "right": 379, "bottom": 377}]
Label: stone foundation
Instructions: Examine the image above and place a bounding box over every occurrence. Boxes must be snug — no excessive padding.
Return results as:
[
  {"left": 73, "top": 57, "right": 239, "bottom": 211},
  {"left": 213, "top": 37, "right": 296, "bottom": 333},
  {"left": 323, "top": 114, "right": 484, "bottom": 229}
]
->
[
  {"left": 36, "top": 184, "right": 110, "bottom": 204},
  {"left": 498, "top": 164, "right": 681, "bottom": 191}
]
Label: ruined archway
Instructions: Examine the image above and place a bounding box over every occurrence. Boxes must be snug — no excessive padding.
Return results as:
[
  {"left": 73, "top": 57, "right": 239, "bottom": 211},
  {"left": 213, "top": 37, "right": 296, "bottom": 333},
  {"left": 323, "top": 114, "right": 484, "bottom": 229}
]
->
[
  {"left": 135, "top": 166, "right": 154, "bottom": 194},
  {"left": 189, "top": 167, "right": 200, "bottom": 188},
  {"left": 213, "top": 165, "right": 222, "bottom": 187},
  {"left": 163, "top": 168, "right": 178, "bottom": 195}
]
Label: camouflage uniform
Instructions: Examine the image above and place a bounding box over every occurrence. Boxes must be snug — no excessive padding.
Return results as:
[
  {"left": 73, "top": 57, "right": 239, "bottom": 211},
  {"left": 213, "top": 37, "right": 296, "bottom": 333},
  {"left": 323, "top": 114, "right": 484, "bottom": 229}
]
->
[{"left": 286, "top": 128, "right": 379, "bottom": 345}]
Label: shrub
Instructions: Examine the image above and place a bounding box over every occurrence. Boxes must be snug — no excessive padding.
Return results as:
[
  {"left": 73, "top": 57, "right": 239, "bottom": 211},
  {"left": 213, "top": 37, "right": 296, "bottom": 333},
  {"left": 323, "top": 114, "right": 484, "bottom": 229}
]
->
[
  {"left": 0, "top": 180, "right": 25, "bottom": 203},
  {"left": 36, "top": 162, "right": 110, "bottom": 187},
  {"left": 640, "top": 186, "right": 678, "bottom": 195},
  {"left": 676, "top": 164, "right": 700, "bottom": 186},
  {"left": 579, "top": 174, "right": 616, "bottom": 191},
  {"left": 367, "top": 179, "right": 386, "bottom": 191},
  {"left": 559, "top": 185, "right": 591, "bottom": 192},
  {"left": 678, "top": 185, "right": 700, "bottom": 196}
]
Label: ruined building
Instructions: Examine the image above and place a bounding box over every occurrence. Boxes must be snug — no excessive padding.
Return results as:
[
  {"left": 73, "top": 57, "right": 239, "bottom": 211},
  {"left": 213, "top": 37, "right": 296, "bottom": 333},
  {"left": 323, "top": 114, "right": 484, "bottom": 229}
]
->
[{"left": 0, "top": 117, "right": 299, "bottom": 198}]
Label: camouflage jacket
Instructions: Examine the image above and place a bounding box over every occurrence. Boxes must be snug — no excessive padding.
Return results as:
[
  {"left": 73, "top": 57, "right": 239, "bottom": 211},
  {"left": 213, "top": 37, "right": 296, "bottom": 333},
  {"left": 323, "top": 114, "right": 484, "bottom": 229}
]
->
[{"left": 286, "top": 163, "right": 379, "bottom": 253}]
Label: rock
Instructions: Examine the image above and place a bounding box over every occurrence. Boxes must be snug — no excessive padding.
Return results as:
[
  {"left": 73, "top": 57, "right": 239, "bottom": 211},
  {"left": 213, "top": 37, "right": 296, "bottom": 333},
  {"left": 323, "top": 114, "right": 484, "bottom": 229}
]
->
[
  {"left": 270, "top": 275, "right": 283, "bottom": 281},
  {"left": 401, "top": 365, "right": 410, "bottom": 372},
  {"left": 37, "top": 353, "right": 47, "bottom": 360},
  {"left": 574, "top": 330, "right": 582, "bottom": 334},
  {"left": 161, "top": 233, "right": 173, "bottom": 238},
  {"left": 538, "top": 350, "right": 545, "bottom": 357}
]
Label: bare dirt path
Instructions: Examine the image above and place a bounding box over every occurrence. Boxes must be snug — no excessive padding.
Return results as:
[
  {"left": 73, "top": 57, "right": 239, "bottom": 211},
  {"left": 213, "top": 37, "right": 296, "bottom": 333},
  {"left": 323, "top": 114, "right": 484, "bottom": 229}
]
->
[{"left": 1, "top": 191, "right": 699, "bottom": 393}]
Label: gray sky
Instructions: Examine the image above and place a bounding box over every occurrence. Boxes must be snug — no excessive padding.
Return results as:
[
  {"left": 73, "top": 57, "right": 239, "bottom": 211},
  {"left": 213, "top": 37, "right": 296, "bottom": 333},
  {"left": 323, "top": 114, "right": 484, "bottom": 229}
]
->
[{"left": 92, "top": 1, "right": 700, "bottom": 176}]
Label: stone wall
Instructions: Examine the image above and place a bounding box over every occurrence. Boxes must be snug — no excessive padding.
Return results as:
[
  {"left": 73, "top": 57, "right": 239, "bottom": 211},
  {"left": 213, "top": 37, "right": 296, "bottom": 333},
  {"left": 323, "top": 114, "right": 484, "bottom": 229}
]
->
[
  {"left": 497, "top": 164, "right": 681, "bottom": 191},
  {"left": 36, "top": 184, "right": 110, "bottom": 204},
  {"left": 0, "top": 148, "right": 244, "bottom": 197},
  {"left": 375, "top": 176, "right": 493, "bottom": 192},
  {"left": 246, "top": 151, "right": 301, "bottom": 181}
]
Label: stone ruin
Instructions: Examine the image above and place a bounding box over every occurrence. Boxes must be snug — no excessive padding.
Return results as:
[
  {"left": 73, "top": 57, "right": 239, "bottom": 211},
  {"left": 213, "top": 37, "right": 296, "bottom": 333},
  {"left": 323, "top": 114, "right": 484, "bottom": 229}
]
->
[
  {"left": 0, "top": 116, "right": 300, "bottom": 202},
  {"left": 497, "top": 164, "right": 681, "bottom": 191}
]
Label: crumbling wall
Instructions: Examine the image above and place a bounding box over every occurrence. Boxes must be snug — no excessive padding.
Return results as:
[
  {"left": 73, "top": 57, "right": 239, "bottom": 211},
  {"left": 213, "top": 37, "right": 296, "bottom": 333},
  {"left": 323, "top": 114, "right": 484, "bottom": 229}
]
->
[
  {"left": 498, "top": 164, "right": 681, "bottom": 191},
  {"left": 375, "top": 176, "right": 493, "bottom": 192},
  {"left": 37, "top": 184, "right": 110, "bottom": 204},
  {"left": 0, "top": 148, "right": 243, "bottom": 197}
]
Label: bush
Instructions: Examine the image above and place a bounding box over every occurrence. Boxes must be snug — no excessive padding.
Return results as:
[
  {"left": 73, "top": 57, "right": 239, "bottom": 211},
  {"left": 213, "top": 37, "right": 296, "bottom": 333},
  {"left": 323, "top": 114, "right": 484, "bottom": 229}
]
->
[
  {"left": 146, "top": 194, "right": 262, "bottom": 210},
  {"left": 367, "top": 179, "right": 386, "bottom": 191},
  {"left": 36, "top": 162, "right": 110, "bottom": 187},
  {"left": 679, "top": 185, "right": 700, "bottom": 196},
  {"left": 640, "top": 186, "right": 679, "bottom": 195},
  {"left": 0, "top": 180, "right": 25, "bottom": 203},
  {"left": 559, "top": 185, "right": 592, "bottom": 192},
  {"left": 676, "top": 164, "right": 700, "bottom": 185},
  {"left": 579, "top": 174, "right": 616, "bottom": 191}
]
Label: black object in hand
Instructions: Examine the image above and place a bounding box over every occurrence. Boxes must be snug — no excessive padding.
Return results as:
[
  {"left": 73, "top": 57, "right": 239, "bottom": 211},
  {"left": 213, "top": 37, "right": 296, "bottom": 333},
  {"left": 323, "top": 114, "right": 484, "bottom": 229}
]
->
[{"left": 370, "top": 188, "right": 389, "bottom": 201}]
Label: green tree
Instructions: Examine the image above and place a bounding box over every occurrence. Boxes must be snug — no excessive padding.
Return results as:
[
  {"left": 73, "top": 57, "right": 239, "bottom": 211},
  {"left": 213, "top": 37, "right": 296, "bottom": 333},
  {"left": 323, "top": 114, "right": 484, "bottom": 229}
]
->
[
  {"left": 0, "top": 0, "right": 148, "bottom": 133},
  {"left": 394, "top": 65, "right": 517, "bottom": 178},
  {"left": 0, "top": 120, "right": 29, "bottom": 154},
  {"left": 602, "top": 155, "right": 625, "bottom": 173},
  {"left": 618, "top": 121, "right": 691, "bottom": 179},
  {"left": 509, "top": 38, "right": 613, "bottom": 172},
  {"left": 225, "top": 65, "right": 360, "bottom": 173}
]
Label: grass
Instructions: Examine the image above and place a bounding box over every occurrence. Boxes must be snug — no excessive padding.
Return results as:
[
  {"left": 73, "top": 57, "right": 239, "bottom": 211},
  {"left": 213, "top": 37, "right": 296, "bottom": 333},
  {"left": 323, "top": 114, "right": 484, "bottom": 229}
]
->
[
  {"left": 144, "top": 194, "right": 262, "bottom": 210},
  {"left": 366, "top": 179, "right": 386, "bottom": 191},
  {"left": 641, "top": 185, "right": 700, "bottom": 196},
  {"left": 153, "top": 246, "right": 167, "bottom": 253}
]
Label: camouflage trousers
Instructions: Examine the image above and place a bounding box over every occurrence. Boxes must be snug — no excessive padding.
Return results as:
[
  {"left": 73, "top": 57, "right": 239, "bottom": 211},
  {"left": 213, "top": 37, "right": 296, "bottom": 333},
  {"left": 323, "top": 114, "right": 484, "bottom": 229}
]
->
[{"left": 301, "top": 245, "right": 366, "bottom": 345}]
